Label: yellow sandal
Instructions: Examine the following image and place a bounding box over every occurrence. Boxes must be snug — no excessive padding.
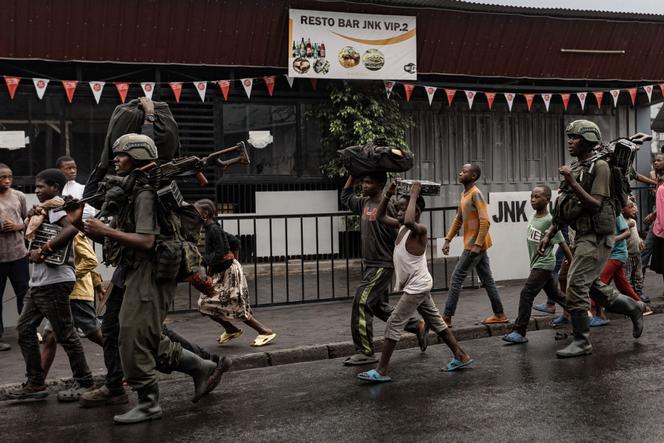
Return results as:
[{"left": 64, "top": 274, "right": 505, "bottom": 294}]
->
[
  {"left": 217, "top": 330, "right": 243, "bottom": 345},
  {"left": 251, "top": 333, "right": 276, "bottom": 347}
]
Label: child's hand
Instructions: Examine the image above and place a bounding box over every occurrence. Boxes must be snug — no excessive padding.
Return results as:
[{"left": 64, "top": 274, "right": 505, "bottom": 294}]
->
[
  {"left": 410, "top": 181, "right": 421, "bottom": 196},
  {"left": 639, "top": 240, "right": 645, "bottom": 251}
]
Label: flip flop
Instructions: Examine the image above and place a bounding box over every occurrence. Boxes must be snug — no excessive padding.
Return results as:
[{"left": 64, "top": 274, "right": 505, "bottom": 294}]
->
[
  {"left": 251, "top": 333, "right": 277, "bottom": 347},
  {"left": 443, "top": 358, "right": 474, "bottom": 372},
  {"left": 218, "top": 330, "right": 243, "bottom": 345},
  {"left": 357, "top": 369, "right": 391, "bottom": 383},
  {"left": 481, "top": 315, "right": 509, "bottom": 325},
  {"left": 343, "top": 353, "right": 378, "bottom": 366}
]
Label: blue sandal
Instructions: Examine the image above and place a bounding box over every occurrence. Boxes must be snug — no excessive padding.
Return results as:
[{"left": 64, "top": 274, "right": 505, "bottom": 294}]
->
[
  {"left": 443, "top": 358, "right": 474, "bottom": 372},
  {"left": 357, "top": 369, "right": 392, "bottom": 383}
]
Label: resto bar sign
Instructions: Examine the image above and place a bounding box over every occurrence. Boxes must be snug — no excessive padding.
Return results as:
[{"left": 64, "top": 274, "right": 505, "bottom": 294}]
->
[{"left": 288, "top": 9, "right": 417, "bottom": 80}]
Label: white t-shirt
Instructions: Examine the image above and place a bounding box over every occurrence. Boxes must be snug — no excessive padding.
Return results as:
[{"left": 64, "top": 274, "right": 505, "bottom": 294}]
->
[{"left": 62, "top": 180, "right": 96, "bottom": 220}]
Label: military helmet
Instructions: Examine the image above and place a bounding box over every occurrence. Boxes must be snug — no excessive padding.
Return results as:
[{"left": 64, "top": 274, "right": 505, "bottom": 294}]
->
[
  {"left": 565, "top": 120, "right": 601, "bottom": 143},
  {"left": 112, "top": 133, "right": 158, "bottom": 161}
]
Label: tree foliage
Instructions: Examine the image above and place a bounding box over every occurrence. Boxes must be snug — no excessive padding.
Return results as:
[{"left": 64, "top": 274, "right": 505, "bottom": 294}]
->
[{"left": 307, "top": 82, "right": 414, "bottom": 178}]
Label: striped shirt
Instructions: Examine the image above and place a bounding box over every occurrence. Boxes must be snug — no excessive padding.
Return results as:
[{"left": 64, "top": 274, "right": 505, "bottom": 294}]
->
[{"left": 445, "top": 185, "right": 492, "bottom": 251}]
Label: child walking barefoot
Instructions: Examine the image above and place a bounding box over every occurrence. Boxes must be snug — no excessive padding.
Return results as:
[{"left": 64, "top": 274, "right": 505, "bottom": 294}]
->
[{"left": 357, "top": 182, "right": 472, "bottom": 383}]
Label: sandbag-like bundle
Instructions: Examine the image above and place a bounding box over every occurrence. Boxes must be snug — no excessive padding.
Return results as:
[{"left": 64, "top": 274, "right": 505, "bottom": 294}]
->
[
  {"left": 338, "top": 141, "right": 413, "bottom": 177},
  {"left": 83, "top": 99, "right": 180, "bottom": 201}
]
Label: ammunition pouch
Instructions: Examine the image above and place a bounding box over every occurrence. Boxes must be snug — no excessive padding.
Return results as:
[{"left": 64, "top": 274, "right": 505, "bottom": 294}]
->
[
  {"left": 591, "top": 201, "right": 616, "bottom": 236},
  {"left": 155, "top": 239, "right": 182, "bottom": 282}
]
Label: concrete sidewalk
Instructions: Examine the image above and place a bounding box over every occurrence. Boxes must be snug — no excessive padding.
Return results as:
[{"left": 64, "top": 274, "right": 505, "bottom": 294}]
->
[{"left": 1, "top": 273, "right": 662, "bottom": 396}]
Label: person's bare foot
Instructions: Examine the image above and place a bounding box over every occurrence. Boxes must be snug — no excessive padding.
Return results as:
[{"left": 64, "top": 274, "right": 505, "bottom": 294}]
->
[{"left": 442, "top": 314, "right": 452, "bottom": 327}]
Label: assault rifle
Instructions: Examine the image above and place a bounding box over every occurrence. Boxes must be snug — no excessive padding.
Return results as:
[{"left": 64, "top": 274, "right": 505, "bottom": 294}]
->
[{"left": 63, "top": 141, "right": 251, "bottom": 217}]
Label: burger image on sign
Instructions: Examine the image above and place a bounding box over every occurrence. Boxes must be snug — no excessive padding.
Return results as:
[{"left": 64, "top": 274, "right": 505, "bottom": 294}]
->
[
  {"left": 362, "top": 49, "right": 385, "bottom": 71},
  {"left": 338, "top": 47, "right": 360, "bottom": 68}
]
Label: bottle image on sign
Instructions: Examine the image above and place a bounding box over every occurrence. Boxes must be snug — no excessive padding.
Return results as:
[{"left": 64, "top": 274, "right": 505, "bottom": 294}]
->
[
  {"left": 320, "top": 43, "right": 326, "bottom": 58},
  {"left": 306, "top": 38, "right": 313, "bottom": 57}
]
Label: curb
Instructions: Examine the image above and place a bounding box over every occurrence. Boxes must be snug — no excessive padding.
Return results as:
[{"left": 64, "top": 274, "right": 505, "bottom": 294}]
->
[{"left": 2, "top": 302, "right": 662, "bottom": 401}]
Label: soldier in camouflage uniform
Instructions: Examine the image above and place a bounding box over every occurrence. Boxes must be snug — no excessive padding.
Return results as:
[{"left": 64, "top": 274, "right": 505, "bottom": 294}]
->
[
  {"left": 81, "top": 134, "right": 226, "bottom": 424},
  {"left": 540, "top": 120, "right": 644, "bottom": 358}
]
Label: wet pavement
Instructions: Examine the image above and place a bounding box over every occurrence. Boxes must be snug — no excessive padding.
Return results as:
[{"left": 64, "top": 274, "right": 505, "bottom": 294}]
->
[
  {"left": 1, "top": 272, "right": 662, "bottom": 389},
  {"left": 2, "top": 313, "right": 664, "bottom": 442}
]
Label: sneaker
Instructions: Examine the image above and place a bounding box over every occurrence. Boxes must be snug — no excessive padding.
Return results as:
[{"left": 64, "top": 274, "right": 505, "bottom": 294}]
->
[
  {"left": 533, "top": 303, "right": 556, "bottom": 314},
  {"left": 550, "top": 314, "right": 570, "bottom": 327},
  {"left": 80, "top": 385, "right": 129, "bottom": 407},
  {"left": 442, "top": 315, "right": 453, "bottom": 328},
  {"left": 502, "top": 331, "right": 528, "bottom": 344},
  {"left": 640, "top": 295, "right": 651, "bottom": 303},
  {"left": 0, "top": 341, "right": 10, "bottom": 351},
  {"left": 589, "top": 316, "right": 610, "bottom": 327},
  {"left": 57, "top": 381, "right": 94, "bottom": 402},
  {"left": 6, "top": 382, "right": 49, "bottom": 400}
]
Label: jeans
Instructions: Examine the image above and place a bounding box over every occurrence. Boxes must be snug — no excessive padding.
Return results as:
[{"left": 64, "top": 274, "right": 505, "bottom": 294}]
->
[
  {"left": 513, "top": 269, "right": 567, "bottom": 336},
  {"left": 444, "top": 250, "right": 505, "bottom": 317},
  {"left": 0, "top": 257, "right": 29, "bottom": 337},
  {"left": 17, "top": 282, "right": 93, "bottom": 386},
  {"left": 102, "top": 285, "right": 125, "bottom": 393}
]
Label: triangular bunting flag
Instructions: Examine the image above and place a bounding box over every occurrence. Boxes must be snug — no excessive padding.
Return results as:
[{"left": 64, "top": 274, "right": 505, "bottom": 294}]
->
[
  {"left": 610, "top": 89, "right": 620, "bottom": 107},
  {"left": 560, "top": 93, "right": 570, "bottom": 111},
  {"left": 89, "top": 81, "right": 105, "bottom": 104},
  {"left": 403, "top": 84, "right": 415, "bottom": 102},
  {"left": 141, "top": 82, "right": 155, "bottom": 100},
  {"left": 61, "top": 80, "right": 78, "bottom": 103},
  {"left": 504, "top": 92, "right": 515, "bottom": 111},
  {"left": 264, "top": 76, "right": 276, "bottom": 96},
  {"left": 644, "top": 84, "right": 654, "bottom": 103},
  {"left": 659, "top": 84, "right": 664, "bottom": 100},
  {"left": 169, "top": 82, "right": 183, "bottom": 103},
  {"left": 576, "top": 92, "right": 587, "bottom": 111},
  {"left": 384, "top": 81, "right": 395, "bottom": 99},
  {"left": 33, "top": 78, "right": 49, "bottom": 100},
  {"left": 628, "top": 88, "right": 637, "bottom": 105},
  {"left": 465, "top": 90, "right": 476, "bottom": 109},
  {"left": 193, "top": 81, "right": 207, "bottom": 102},
  {"left": 523, "top": 93, "right": 535, "bottom": 111},
  {"left": 4, "top": 76, "right": 20, "bottom": 99},
  {"left": 217, "top": 80, "right": 230, "bottom": 101},
  {"left": 425, "top": 86, "right": 437, "bottom": 106},
  {"left": 444, "top": 89, "right": 456, "bottom": 106},
  {"left": 241, "top": 78, "right": 253, "bottom": 98},
  {"left": 114, "top": 82, "right": 130, "bottom": 104},
  {"left": 309, "top": 78, "right": 317, "bottom": 91},
  {"left": 286, "top": 75, "right": 295, "bottom": 88},
  {"left": 593, "top": 91, "right": 604, "bottom": 107},
  {"left": 541, "top": 93, "right": 552, "bottom": 112},
  {"left": 485, "top": 92, "right": 496, "bottom": 110}
]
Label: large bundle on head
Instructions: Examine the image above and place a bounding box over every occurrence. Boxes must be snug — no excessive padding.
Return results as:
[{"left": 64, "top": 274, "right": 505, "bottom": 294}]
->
[
  {"left": 338, "top": 139, "right": 413, "bottom": 177},
  {"left": 83, "top": 99, "right": 180, "bottom": 200}
]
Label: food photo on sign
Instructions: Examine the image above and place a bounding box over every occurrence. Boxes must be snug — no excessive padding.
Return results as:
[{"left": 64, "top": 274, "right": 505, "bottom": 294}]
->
[{"left": 288, "top": 9, "right": 416, "bottom": 80}]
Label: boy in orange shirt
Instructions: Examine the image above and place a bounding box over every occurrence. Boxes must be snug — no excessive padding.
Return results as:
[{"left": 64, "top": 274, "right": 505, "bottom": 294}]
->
[{"left": 441, "top": 164, "right": 508, "bottom": 326}]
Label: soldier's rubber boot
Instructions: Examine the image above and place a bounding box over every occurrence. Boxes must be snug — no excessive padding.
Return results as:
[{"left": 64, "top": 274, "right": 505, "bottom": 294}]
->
[
  {"left": 176, "top": 349, "right": 222, "bottom": 403},
  {"left": 113, "top": 384, "right": 162, "bottom": 425},
  {"left": 556, "top": 311, "right": 592, "bottom": 358},
  {"left": 605, "top": 294, "right": 644, "bottom": 338}
]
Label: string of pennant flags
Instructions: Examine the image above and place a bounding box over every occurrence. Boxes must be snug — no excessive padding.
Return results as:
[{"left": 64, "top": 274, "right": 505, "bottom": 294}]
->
[
  {"left": 385, "top": 81, "right": 664, "bottom": 111},
  {"left": 0, "top": 74, "right": 312, "bottom": 104},
  {"left": 2, "top": 73, "right": 662, "bottom": 111}
]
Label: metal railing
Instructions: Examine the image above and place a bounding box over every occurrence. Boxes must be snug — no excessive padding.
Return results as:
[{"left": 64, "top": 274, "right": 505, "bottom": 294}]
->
[{"left": 171, "top": 206, "right": 461, "bottom": 312}]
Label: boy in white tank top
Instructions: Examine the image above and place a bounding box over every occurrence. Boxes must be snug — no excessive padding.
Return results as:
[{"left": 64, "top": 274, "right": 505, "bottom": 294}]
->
[{"left": 357, "top": 182, "right": 473, "bottom": 383}]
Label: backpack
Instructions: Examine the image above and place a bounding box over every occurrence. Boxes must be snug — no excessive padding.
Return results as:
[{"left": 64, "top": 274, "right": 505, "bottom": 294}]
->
[{"left": 337, "top": 140, "right": 413, "bottom": 177}]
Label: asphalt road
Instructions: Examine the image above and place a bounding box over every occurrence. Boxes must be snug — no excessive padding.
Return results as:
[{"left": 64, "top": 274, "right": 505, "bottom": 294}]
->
[{"left": 3, "top": 314, "right": 664, "bottom": 442}]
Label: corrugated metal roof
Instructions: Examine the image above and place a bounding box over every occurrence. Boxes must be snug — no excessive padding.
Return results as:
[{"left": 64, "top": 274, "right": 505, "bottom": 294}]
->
[
  {"left": 2, "top": 0, "right": 664, "bottom": 81},
  {"left": 340, "top": 0, "right": 664, "bottom": 21}
]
